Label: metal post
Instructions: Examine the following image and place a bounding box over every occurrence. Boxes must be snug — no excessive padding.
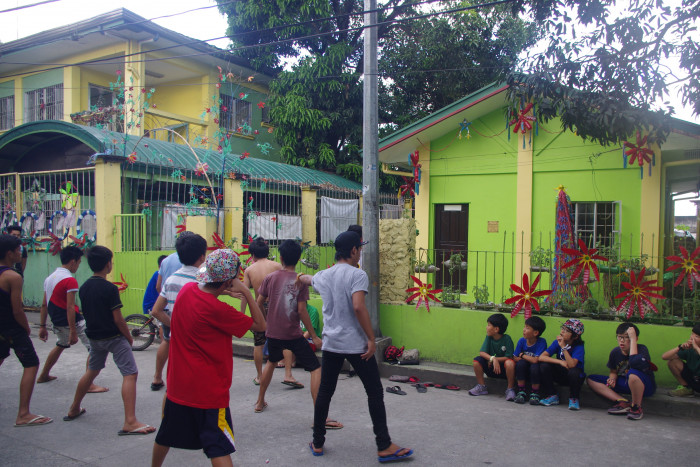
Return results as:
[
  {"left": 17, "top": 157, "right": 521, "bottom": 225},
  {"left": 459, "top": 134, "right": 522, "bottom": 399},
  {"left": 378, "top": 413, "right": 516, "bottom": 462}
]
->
[{"left": 362, "top": 0, "right": 380, "bottom": 336}]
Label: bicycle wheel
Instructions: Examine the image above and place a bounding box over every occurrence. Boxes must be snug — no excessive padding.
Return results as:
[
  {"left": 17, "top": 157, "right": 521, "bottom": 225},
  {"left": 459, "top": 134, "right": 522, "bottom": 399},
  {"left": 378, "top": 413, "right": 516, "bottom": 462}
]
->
[{"left": 124, "top": 314, "right": 156, "bottom": 351}]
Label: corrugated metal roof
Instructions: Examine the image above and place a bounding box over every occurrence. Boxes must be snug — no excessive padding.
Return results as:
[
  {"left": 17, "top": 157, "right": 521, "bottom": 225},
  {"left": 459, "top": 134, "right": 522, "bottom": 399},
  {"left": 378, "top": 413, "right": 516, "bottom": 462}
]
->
[{"left": 0, "top": 121, "right": 361, "bottom": 192}]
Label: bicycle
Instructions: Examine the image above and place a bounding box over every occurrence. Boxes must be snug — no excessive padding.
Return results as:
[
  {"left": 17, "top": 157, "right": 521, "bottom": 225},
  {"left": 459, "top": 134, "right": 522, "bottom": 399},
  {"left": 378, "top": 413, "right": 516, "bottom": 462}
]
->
[{"left": 124, "top": 314, "right": 159, "bottom": 351}]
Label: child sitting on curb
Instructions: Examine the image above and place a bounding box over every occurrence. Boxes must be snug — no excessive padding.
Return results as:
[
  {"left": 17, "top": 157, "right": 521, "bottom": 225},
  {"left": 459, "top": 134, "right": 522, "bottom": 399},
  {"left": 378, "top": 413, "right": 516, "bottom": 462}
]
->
[
  {"left": 538, "top": 319, "right": 585, "bottom": 410},
  {"left": 513, "top": 316, "right": 547, "bottom": 404},
  {"left": 468, "top": 313, "right": 516, "bottom": 400},
  {"left": 587, "top": 323, "right": 655, "bottom": 420},
  {"left": 662, "top": 323, "right": 700, "bottom": 397}
]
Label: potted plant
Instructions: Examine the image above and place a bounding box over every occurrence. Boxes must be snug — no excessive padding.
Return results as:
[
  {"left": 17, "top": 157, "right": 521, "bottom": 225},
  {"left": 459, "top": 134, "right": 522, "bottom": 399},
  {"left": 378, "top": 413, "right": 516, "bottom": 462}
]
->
[
  {"left": 300, "top": 247, "right": 319, "bottom": 270},
  {"left": 440, "top": 286, "right": 462, "bottom": 308},
  {"left": 472, "top": 284, "right": 493, "bottom": 310},
  {"left": 414, "top": 260, "right": 440, "bottom": 273},
  {"left": 529, "top": 246, "right": 552, "bottom": 273},
  {"left": 442, "top": 252, "right": 467, "bottom": 272}
]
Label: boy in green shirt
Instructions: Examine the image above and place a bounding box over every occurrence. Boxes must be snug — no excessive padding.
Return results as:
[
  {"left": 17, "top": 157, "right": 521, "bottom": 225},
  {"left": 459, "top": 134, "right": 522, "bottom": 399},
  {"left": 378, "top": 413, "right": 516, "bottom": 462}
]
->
[
  {"left": 663, "top": 323, "right": 700, "bottom": 397},
  {"left": 468, "top": 313, "right": 516, "bottom": 400}
]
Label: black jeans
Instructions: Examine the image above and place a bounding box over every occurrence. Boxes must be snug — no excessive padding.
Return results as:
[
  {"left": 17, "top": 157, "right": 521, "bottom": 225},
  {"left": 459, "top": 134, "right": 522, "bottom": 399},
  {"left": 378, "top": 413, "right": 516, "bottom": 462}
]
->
[
  {"left": 515, "top": 359, "right": 541, "bottom": 386},
  {"left": 539, "top": 362, "right": 583, "bottom": 399},
  {"left": 313, "top": 351, "right": 391, "bottom": 451}
]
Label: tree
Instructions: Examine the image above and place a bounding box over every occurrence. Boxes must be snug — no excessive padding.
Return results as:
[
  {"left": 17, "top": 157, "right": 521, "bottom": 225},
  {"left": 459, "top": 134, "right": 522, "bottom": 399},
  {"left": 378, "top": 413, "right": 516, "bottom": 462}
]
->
[
  {"left": 508, "top": 0, "right": 700, "bottom": 146},
  {"left": 216, "top": 0, "right": 535, "bottom": 185}
]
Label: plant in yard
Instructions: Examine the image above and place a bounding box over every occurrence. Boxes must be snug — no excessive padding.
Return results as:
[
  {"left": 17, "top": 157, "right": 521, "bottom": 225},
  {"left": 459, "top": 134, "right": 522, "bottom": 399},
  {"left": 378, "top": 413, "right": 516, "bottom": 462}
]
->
[
  {"left": 529, "top": 246, "right": 552, "bottom": 271},
  {"left": 440, "top": 286, "right": 462, "bottom": 308},
  {"left": 301, "top": 246, "right": 320, "bottom": 270},
  {"left": 472, "top": 284, "right": 490, "bottom": 304}
]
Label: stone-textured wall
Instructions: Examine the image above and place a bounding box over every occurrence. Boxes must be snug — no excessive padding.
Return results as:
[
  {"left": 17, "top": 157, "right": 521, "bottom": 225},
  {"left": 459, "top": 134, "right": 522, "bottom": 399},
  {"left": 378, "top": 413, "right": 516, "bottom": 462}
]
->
[{"left": 379, "top": 218, "right": 416, "bottom": 304}]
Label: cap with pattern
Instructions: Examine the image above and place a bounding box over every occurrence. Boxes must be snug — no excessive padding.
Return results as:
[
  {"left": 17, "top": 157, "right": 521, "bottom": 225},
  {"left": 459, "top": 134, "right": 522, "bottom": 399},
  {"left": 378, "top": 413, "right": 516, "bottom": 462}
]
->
[
  {"left": 195, "top": 249, "right": 240, "bottom": 283},
  {"left": 562, "top": 318, "right": 584, "bottom": 336}
]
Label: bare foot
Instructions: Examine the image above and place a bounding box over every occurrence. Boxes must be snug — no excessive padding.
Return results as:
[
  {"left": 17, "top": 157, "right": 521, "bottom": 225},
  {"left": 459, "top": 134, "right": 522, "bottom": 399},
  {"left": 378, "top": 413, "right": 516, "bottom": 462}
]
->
[
  {"left": 120, "top": 422, "right": 156, "bottom": 434},
  {"left": 378, "top": 443, "right": 412, "bottom": 460},
  {"left": 15, "top": 414, "right": 53, "bottom": 426},
  {"left": 36, "top": 375, "right": 57, "bottom": 383},
  {"left": 87, "top": 384, "right": 109, "bottom": 393}
]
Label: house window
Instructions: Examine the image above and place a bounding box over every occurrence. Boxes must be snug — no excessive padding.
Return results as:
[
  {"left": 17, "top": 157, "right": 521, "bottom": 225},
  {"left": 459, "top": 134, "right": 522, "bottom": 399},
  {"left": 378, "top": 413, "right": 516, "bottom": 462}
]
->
[
  {"left": 261, "top": 105, "right": 271, "bottom": 125},
  {"left": 24, "top": 84, "right": 63, "bottom": 122},
  {"left": 0, "top": 96, "right": 14, "bottom": 130},
  {"left": 89, "top": 84, "right": 118, "bottom": 109},
  {"left": 220, "top": 94, "right": 252, "bottom": 132},
  {"left": 87, "top": 84, "right": 124, "bottom": 132},
  {"left": 572, "top": 201, "right": 620, "bottom": 249}
]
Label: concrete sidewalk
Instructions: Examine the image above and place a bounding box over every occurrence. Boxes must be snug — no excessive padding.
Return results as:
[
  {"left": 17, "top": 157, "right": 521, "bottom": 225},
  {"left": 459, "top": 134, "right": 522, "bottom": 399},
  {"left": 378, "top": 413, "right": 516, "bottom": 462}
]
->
[{"left": 1, "top": 317, "right": 698, "bottom": 466}]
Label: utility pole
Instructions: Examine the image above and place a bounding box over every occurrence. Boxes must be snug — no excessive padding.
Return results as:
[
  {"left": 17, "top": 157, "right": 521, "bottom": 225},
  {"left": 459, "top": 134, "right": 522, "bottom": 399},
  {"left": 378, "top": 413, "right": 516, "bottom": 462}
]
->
[{"left": 362, "top": 0, "right": 380, "bottom": 336}]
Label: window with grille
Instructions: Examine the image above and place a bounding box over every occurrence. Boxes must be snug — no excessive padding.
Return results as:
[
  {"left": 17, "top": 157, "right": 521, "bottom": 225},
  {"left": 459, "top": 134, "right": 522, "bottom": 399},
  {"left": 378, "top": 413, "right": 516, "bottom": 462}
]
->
[
  {"left": 24, "top": 84, "right": 63, "bottom": 122},
  {"left": 261, "top": 105, "right": 271, "bottom": 124},
  {"left": 0, "top": 96, "right": 14, "bottom": 130},
  {"left": 88, "top": 84, "right": 124, "bottom": 132},
  {"left": 220, "top": 94, "right": 252, "bottom": 132},
  {"left": 572, "top": 201, "right": 620, "bottom": 249}
]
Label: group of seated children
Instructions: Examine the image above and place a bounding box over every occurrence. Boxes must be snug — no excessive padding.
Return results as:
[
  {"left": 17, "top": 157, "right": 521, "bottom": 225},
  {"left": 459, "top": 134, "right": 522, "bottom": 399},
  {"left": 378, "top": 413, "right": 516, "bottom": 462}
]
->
[{"left": 467, "top": 314, "right": 700, "bottom": 421}]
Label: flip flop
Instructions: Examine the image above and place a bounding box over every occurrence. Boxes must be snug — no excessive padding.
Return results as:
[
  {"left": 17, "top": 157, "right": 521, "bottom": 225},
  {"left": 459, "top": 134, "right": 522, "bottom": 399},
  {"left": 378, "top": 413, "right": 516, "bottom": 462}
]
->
[
  {"left": 388, "top": 375, "right": 409, "bottom": 382},
  {"left": 325, "top": 419, "right": 343, "bottom": 430},
  {"left": 309, "top": 442, "right": 323, "bottom": 457},
  {"left": 386, "top": 385, "right": 407, "bottom": 395},
  {"left": 253, "top": 377, "right": 260, "bottom": 386},
  {"left": 407, "top": 376, "right": 420, "bottom": 383},
  {"left": 87, "top": 386, "right": 109, "bottom": 393},
  {"left": 150, "top": 382, "right": 164, "bottom": 391},
  {"left": 63, "top": 408, "right": 86, "bottom": 421},
  {"left": 281, "top": 381, "right": 304, "bottom": 389},
  {"left": 118, "top": 425, "right": 155, "bottom": 436},
  {"left": 14, "top": 415, "right": 53, "bottom": 427},
  {"left": 413, "top": 383, "right": 427, "bottom": 393},
  {"left": 434, "top": 384, "right": 460, "bottom": 391},
  {"left": 378, "top": 447, "right": 413, "bottom": 463},
  {"left": 36, "top": 376, "right": 57, "bottom": 383},
  {"left": 423, "top": 382, "right": 435, "bottom": 387},
  {"left": 254, "top": 402, "right": 268, "bottom": 413}
]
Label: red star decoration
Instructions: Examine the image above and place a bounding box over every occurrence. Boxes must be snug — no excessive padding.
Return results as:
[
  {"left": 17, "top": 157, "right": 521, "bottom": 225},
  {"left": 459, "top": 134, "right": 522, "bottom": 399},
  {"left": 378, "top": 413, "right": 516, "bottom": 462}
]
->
[
  {"left": 505, "top": 273, "right": 552, "bottom": 319},
  {"left": 257, "top": 102, "right": 265, "bottom": 109},
  {"left": 665, "top": 246, "right": 700, "bottom": 290},
  {"left": 399, "top": 176, "right": 415, "bottom": 198},
  {"left": 509, "top": 102, "right": 536, "bottom": 134},
  {"left": 561, "top": 238, "right": 609, "bottom": 286},
  {"left": 405, "top": 275, "right": 442, "bottom": 312},
  {"left": 624, "top": 132, "right": 654, "bottom": 168}
]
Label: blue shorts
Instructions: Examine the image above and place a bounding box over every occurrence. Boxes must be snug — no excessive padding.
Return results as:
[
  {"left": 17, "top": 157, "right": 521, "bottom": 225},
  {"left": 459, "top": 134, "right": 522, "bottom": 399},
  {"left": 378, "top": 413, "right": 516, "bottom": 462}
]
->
[{"left": 588, "top": 369, "right": 656, "bottom": 398}]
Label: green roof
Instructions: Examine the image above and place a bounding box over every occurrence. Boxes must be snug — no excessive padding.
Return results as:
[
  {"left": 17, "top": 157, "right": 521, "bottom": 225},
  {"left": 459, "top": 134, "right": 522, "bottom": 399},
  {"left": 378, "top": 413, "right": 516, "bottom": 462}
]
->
[{"left": 0, "top": 121, "right": 361, "bottom": 192}]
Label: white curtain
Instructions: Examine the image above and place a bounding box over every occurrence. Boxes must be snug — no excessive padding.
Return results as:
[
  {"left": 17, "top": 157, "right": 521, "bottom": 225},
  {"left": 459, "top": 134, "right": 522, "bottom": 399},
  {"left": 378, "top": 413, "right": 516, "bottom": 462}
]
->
[
  {"left": 277, "top": 214, "right": 302, "bottom": 240},
  {"left": 320, "top": 196, "right": 358, "bottom": 244},
  {"left": 248, "top": 212, "right": 277, "bottom": 240}
]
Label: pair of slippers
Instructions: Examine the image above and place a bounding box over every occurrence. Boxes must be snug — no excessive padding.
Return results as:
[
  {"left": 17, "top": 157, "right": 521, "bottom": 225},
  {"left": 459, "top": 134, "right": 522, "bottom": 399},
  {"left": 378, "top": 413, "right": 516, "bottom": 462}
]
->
[
  {"left": 434, "top": 384, "right": 460, "bottom": 391},
  {"left": 310, "top": 443, "right": 413, "bottom": 462},
  {"left": 388, "top": 375, "right": 420, "bottom": 383}
]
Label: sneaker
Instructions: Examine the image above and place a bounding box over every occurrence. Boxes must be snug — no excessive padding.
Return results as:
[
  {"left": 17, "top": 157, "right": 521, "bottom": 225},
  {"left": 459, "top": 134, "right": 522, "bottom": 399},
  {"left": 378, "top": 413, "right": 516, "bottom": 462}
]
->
[
  {"left": 607, "top": 400, "right": 631, "bottom": 415},
  {"left": 514, "top": 391, "right": 528, "bottom": 404},
  {"left": 627, "top": 405, "right": 644, "bottom": 420},
  {"left": 540, "top": 395, "right": 560, "bottom": 406},
  {"left": 468, "top": 384, "right": 488, "bottom": 396},
  {"left": 505, "top": 388, "right": 516, "bottom": 401},
  {"left": 568, "top": 398, "right": 580, "bottom": 410},
  {"left": 529, "top": 393, "right": 541, "bottom": 405},
  {"left": 668, "top": 385, "right": 695, "bottom": 397}
]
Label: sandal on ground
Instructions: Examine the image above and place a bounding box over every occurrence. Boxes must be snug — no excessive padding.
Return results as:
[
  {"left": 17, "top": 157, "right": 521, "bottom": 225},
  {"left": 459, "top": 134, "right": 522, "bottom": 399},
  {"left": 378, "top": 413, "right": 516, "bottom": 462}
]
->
[{"left": 386, "top": 385, "right": 407, "bottom": 395}]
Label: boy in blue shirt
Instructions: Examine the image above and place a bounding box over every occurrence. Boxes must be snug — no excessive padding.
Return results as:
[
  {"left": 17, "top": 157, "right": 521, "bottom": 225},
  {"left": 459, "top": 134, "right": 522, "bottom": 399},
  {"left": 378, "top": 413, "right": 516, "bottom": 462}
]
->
[
  {"left": 587, "top": 323, "right": 655, "bottom": 420},
  {"left": 513, "top": 316, "right": 547, "bottom": 404},
  {"left": 468, "top": 313, "right": 516, "bottom": 400},
  {"left": 538, "top": 319, "right": 585, "bottom": 410}
]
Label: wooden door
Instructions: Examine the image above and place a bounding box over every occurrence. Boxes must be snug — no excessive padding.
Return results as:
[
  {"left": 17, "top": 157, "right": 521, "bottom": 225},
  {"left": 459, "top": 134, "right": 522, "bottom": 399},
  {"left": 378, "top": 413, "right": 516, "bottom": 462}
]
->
[{"left": 434, "top": 204, "right": 468, "bottom": 292}]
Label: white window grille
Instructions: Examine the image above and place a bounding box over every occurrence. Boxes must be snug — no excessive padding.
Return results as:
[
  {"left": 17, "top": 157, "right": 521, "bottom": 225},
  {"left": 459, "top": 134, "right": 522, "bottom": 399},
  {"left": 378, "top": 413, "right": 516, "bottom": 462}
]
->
[
  {"left": 24, "top": 84, "right": 64, "bottom": 122},
  {"left": 572, "top": 201, "right": 621, "bottom": 249},
  {"left": 0, "top": 96, "right": 14, "bottom": 130},
  {"left": 220, "top": 94, "right": 252, "bottom": 131}
]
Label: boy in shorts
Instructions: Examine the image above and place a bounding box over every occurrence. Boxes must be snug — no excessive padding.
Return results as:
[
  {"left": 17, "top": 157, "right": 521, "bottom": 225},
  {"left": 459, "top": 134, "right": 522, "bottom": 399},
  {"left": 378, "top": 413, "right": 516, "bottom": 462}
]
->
[
  {"left": 152, "top": 249, "right": 265, "bottom": 466},
  {"left": 0, "top": 234, "right": 52, "bottom": 427},
  {"left": 468, "top": 313, "right": 516, "bottom": 400},
  {"left": 37, "top": 246, "right": 107, "bottom": 393},
  {"left": 64, "top": 246, "right": 154, "bottom": 435},
  {"left": 587, "top": 323, "right": 655, "bottom": 420},
  {"left": 513, "top": 316, "right": 547, "bottom": 404},
  {"left": 253, "top": 240, "right": 342, "bottom": 429},
  {"left": 663, "top": 323, "right": 700, "bottom": 397}
]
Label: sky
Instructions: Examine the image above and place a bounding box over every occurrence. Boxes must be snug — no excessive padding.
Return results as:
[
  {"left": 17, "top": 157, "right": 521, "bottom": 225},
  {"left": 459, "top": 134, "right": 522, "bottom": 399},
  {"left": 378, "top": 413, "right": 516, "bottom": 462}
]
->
[{"left": 1, "top": 0, "right": 698, "bottom": 214}]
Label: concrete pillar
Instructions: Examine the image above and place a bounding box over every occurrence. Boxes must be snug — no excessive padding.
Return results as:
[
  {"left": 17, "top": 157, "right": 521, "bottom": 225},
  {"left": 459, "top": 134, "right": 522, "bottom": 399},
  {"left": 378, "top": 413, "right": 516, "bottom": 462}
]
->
[
  {"left": 515, "top": 124, "right": 534, "bottom": 279},
  {"left": 63, "top": 66, "right": 81, "bottom": 121},
  {"left": 188, "top": 216, "right": 217, "bottom": 247},
  {"left": 414, "top": 149, "right": 430, "bottom": 252},
  {"left": 640, "top": 144, "right": 662, "bottom": 270},
  {"left": 301, "top": 186, "right": 317, "bottom": 245},
  {"left": 14, "top": 79, "right": 23, "bottom": 124},
  {"left": 224, "top": 177, "right": 244, "bottom": 246},
  {"left": 94, "top": 158, "right": 122, "bottom": 251}
]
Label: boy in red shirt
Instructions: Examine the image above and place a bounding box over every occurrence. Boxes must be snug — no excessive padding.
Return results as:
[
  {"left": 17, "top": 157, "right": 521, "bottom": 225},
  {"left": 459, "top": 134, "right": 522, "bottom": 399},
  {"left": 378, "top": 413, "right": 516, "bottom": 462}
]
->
[{"left": 152, "top": 249, "right": 265, "bottom": 467}]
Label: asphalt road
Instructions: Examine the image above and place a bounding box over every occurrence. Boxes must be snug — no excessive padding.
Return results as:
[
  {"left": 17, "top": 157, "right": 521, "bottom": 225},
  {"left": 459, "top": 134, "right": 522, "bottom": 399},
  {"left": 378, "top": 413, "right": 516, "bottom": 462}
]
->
[{"left": 1, "top": 326, "right": 698, "bottom": 466}]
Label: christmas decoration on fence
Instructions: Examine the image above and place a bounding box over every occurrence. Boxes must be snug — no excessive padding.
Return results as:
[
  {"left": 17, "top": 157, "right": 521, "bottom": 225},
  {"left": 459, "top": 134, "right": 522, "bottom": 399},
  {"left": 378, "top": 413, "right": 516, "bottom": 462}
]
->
[
  {"left": 25, "top": 179, "right": 46, "bottom": 210},
  {"left": 405, "top": 275, "right": 442, "bottom": 312},
  {"left": 257, "top": 142, "right": 272, "bottom": 155},
  {"left": 126, "top": 152, "right": 137, "bottom": 165},
  {"left": 508, "top": 102, "right": 537, "bottom": 148},
  {"left": 458, "top": 119, "right": 471, "bottom": 140},
  {"left": 548, "top": 186, "right": 583, "bottom": 308},
  {"left": 76, "top": 210, "right": 97, "bottom": 244},
  {"left": 48, "top": 210, "right": 69, "bottom": 240},
  {"left": 614, "top": 268, "right": 664, "bottom": 319},
  {"left": 195, "top": 162, "right": 209, "bottom": 176},
  {"left": 40, "top": 231, "right": 63, "bottom": 256},
  {"left": 18, "top": 212, "right": 40, "bottom": 251},
  {"left": 68, "top": 233, "right": 88, "bottom": 249},
  {"left": 504, "top": 273, "right": 552, "bottom": 319},
  {"left": 623, "top": 131, "right": 655, "bottom": 178},
  {"left": 112, "top": 273, "right": 129, "bottom": 293},
  {"left": 59, "top": 181, "right": 79, "bottom": 211},
  {"left": 561, "top": 238, "right": 609, "bottom": 286},
  {"left": 665, "top": 246, "right": 700, "bottom": 290}
]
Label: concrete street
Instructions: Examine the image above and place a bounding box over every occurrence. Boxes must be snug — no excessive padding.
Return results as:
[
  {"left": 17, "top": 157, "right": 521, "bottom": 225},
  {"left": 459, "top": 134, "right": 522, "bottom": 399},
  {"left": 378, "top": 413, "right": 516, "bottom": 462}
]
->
[{"left": 1, "top": 323, "right": 698, "bottom": 466}]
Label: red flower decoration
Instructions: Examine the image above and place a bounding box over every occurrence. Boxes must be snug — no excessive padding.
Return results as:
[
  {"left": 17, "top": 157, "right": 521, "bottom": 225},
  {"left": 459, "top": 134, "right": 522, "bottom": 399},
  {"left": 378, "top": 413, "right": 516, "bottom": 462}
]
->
[
  {"left": 257, "top": 102, "right": 265, "bottom": 109},
  {"left": 40, "top": 231, "right": 62, "bottom": 256},
  {"left": 509, "top": 102, "right": 536, "bottom": 134},
  {"left": 126, "top": 152, "right": 137, "bottom": 164},
  {"left": 665, "top": 246, "right": 700, "bottom": 290},
  {"left": 176, "top": 223, "right": 186, "bottom": 234},
  {"left": 68, "top": 234, "right": 86, "bottom": 249},
  {"left": 112, "top": 273, "right": 129, "bottom": 293},
  {"left": 207, "top": 233, "right": 227, "bottom": 251},
  {"left": 561, "top": 238, "right": 609, "bottom": 285},
  {"left": 405, "top": 275, "right": 442, "bottom": 312},
  {"left": 505, "top": 273, "right": 552, "bottom": 319},
  {"left": 614, "top": 268, "right": 664, "bottom": 319},
  {"left": 624, "top": 132, "right": 654, "bottom": 168}
]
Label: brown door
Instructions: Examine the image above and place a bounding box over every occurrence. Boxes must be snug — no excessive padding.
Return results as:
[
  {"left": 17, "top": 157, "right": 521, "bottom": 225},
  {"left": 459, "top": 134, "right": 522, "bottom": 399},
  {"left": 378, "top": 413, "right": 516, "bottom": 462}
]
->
[{"left": 434, "top": 204, "right": 468, "bottom": 292}]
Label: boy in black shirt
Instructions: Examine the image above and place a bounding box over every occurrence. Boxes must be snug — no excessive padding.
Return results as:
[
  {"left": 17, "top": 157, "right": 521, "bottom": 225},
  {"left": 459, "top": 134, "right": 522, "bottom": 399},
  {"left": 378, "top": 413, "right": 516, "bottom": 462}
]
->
[{"left": 64, "top": 246, "right": 155, "bottom": 435}]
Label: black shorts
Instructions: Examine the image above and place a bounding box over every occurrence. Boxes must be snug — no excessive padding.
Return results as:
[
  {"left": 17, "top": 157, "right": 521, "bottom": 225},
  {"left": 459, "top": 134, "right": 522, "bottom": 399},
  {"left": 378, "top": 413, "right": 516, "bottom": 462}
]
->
[
  {"left": 474, "top": 356, "right": 508, "bottom": 379},
  {"left": 0, "top": 327, "right": 39, "bottom": 368},
  {"left": 681, "top": 363, "right": 700, "bottom": 392},
  {"left": 266, "top": 336, "right": 320, "bottom": 372},
  {"left": 253, "top": 330, "right": 266, "bottom": 346},
  {"left": 155, "top": 398, "right": 236, "bottom": 459}
]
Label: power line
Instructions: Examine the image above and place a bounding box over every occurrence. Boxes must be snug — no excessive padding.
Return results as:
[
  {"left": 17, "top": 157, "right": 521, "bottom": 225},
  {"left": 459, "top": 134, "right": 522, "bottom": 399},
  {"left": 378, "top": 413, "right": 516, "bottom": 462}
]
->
[{"left": 0, "top": 0, "right": 61, "bottom": 14}]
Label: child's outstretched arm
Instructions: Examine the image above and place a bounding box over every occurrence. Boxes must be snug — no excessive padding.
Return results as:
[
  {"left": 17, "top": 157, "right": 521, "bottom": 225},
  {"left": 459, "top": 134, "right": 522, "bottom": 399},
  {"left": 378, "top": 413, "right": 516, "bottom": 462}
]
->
[{"left": 662, "top": 339, "right": 692, "bottom": 360}]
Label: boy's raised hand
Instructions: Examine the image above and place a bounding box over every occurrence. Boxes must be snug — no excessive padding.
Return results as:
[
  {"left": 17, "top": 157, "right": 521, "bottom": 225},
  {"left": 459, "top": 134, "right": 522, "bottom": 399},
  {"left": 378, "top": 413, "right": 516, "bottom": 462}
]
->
[{"left": 627, "top": 326, "right": 637, "bottom": 342}]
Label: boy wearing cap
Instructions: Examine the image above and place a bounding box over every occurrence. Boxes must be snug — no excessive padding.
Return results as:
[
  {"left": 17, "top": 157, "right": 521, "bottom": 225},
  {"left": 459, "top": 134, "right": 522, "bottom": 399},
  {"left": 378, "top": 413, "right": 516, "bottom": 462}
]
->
[
  {"left": 587, "top": 323, "right": 655, "bottom": 420},
  {"left": 152, "top": 249, "right": 265, "bottom": 466},
  {"left": 538, "top": 319, "right": 586, "bottom": 410},
  {"left": 662, "top": 323, "right": 700, "bottom": 397},
  {"left": 298, "top": 231, "right": 413, "bottom": 463}
]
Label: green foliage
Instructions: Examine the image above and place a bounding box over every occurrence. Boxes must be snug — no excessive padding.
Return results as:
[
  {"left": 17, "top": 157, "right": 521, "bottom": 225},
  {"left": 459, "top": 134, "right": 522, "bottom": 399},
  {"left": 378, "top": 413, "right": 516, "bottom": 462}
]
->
[
  {"left": 676, "top": 224, "right": 691, "bottom": 231},
  {"left": 472, "top": 284, "right": 490, "bottom": 304},
  {"left": 529, "top": 246, "right": 552, "bottom": 268}
]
